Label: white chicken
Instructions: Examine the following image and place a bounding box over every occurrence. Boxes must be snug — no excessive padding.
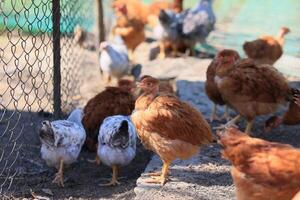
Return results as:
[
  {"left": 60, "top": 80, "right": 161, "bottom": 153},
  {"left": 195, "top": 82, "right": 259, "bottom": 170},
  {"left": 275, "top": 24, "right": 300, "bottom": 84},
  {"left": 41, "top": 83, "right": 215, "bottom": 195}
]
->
[
  {"left": 39, "top": 108, "right": 86, "bottom": 187},
  {"left": 99, "top": 37, "right": 141, "bottom": 84},
  {"left": 97, "top": 115, "right": 137, "bottom": 186}
]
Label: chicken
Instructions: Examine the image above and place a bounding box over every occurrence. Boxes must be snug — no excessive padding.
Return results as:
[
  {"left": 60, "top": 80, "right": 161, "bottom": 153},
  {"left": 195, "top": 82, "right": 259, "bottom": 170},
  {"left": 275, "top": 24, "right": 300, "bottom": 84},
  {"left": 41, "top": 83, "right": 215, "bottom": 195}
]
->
[
  {"left": 97, "top": 115, "right": 136, "bottom": 186},
  {"left": 215, "top": 57, "right": 290, "bottom": 134},
  {"left": 182, "top": 0, "right": 216, "bottom": 56},
  {"left": 218, "top": 126, "right": 300, "bottom": 200},
  {"left": 99, "top": 39, "right": 141, "bottom": 83},
  {"left": 156, "top": 9, "right": 186, "bottom": 58},
  {"left": 131, "top": 76, "right": 213, "bottom": 185},
  {"left": 39, "top": 108, "right": 86, "bottom": 187},
  {"left": 243, "top": 27, "right": 290, "bottom": 65},
  {"left": 73, "top": 25, "right": 97, "bottom": 50},
  {"left": 172, "top": 0, "right": 184, "bottom": 13},
  {"left": 140, "top": 75, "right": 176, "bottom": 95},
  {"left": 113, "top": 4, "right": 145, "bottom": 61},
  {"left": 82, "top": 79, "right": 135, "bottom": 152},
  {"left": 265, "top": 89, "right": 300, "bottom": 131},
  {"left": 205, "top": 49, "right": 240, "bottom": 122}
]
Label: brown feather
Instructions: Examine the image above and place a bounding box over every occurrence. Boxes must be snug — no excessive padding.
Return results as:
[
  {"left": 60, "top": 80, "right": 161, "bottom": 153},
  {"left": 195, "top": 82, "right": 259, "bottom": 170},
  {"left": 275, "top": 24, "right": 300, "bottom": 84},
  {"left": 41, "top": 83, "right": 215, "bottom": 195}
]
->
[
  {"left": 82, "top": 86, "right": 135, "bottom": 151},
  {"left": 215, "top": 58, "right": 289, "bottom": 120},
  {"left": 218, "top": 127, "right": 300, "bottom": 200},
  {"left": 205, "top": 49, "right": 240, "bottom": 106},
  {"left": 132, "top": 76, "right": 213, "bottom": 163}
]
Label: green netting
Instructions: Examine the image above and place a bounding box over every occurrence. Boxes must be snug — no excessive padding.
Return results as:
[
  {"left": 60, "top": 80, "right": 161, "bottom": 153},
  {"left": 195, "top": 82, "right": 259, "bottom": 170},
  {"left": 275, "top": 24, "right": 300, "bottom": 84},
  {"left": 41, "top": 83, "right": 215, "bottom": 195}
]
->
[{"left": 0, "top": 0, "right": 95, "bottom": 34}]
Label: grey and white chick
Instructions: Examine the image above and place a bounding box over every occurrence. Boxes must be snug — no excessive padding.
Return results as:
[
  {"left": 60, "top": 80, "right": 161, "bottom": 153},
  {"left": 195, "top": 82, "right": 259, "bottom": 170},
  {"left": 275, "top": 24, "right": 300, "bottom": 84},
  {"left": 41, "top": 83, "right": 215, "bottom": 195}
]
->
[
  {"left": 99, "top": 37, "right": 141, "bottom": 84},
  {"left": 39, "top": 108, "right": 86, "bottom": 187},
  {"left": 182, "top": 0, "right": 216, "bottom": 55},
  {"left": 97, "top": 115, "right": 136, "bottom": 186}
]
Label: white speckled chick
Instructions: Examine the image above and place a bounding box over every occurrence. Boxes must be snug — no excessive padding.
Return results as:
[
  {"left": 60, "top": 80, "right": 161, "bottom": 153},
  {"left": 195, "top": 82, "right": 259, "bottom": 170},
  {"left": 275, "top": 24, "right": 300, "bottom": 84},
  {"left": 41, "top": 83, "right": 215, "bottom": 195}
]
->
[
  {"left": 97, "top": 115, "right": 136, "bottom": 186},
  {"left": 39, "top": 108, "right": 86, "bottom": 187}
]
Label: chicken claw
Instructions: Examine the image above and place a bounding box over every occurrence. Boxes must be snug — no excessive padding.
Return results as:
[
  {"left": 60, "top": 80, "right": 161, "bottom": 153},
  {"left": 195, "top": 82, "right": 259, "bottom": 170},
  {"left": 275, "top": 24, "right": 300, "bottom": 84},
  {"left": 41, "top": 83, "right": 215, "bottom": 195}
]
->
[
  {"left": 52, "top": 159, "right": 64, "bottom": 187},
  {"left": 145, "top": 176, "right": 169, "bottom": 186},
  {"left": 99, "top": 165, "right": 120, "bottom": 187},
  {"left": 213, "top": 115, "right": 241, "bottom": 130}
]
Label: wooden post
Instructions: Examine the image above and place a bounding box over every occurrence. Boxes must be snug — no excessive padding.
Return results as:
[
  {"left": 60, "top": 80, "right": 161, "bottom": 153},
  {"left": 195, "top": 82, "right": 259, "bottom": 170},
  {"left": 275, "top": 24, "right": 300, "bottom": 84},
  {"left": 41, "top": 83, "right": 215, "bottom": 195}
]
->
[
  {"left": 52, "top": 0, "right": 61, "bottom": 119},
  {"left": 98, "top": 0, "right": 105, "bottom": 42}
]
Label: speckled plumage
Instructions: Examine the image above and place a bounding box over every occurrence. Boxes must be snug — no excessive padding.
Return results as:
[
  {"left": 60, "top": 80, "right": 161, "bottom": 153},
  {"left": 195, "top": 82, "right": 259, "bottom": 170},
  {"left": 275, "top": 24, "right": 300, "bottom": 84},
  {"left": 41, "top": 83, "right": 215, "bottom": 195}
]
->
[
  {"left": 182, "top": 0, "right": 215, "bottom": 44},
  {"left": 39, "top": 109, "right": 86, "bottom": 169},
  {"left": 97, "top": 115, "right": 136, "bottom": 167}
]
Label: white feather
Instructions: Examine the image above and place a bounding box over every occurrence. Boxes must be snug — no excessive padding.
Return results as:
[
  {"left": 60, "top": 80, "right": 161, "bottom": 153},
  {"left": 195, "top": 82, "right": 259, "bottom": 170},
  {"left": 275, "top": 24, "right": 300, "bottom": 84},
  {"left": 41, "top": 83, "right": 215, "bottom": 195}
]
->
[
  {"left": 97, "top": 115, "right": 136, "bottom": 167},
  {"left": 40, "top": 108, "right": 86, "bottom": 169}
]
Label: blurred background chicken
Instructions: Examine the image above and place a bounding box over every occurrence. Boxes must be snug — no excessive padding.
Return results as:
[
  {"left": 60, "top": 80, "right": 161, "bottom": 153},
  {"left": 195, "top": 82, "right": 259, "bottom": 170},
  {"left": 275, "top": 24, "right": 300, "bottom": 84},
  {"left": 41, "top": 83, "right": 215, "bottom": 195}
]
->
[
  {"left": 182, "top": 0, "right": 216, "bottom": 56},
  {"left": 82, "top": 80, "right": 136, "bottom": 152},
  {"left": 215, "top": 57, "right": 290, "bottom": 134},
  {"left": 243, "top": 27, "right": 290, "bottom": 65},
  {"left": 99, "top": 39, "right": 141, "bottom": 84},
  {"left": 265, "top": 88, "right": 300, "bottom": 132},
  {"left": 218, "top": 126, "right": 300, "bottom": 200},
  {"left": 97, "top": 115, "right": 136, "bottom": 186},
  {"left": 113, "top": 4, "right": 146, "bottom": 61},
  {"left": 131, "top": 76, "right": 213, "bottom": 185},
  {"left": 205, "top": 49, "right": 240, "bottom": 122},
  {"left": 39, "top": 109, "right": 86, "bottom": 187}
]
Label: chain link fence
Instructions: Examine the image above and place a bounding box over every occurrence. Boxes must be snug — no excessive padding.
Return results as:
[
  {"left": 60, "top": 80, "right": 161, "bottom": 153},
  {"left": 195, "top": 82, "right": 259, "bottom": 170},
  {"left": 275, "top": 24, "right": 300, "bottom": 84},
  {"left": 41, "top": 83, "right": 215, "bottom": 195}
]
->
[{"left": 0, "top": 0, "right": 97, "bottom": 196}]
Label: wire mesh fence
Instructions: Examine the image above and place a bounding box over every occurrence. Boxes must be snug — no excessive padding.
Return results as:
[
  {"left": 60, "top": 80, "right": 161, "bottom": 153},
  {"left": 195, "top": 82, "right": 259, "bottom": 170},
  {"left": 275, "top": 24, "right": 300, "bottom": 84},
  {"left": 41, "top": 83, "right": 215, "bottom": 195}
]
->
[{"left": 0, "top": 0, "right": 97, "bottom": 196}]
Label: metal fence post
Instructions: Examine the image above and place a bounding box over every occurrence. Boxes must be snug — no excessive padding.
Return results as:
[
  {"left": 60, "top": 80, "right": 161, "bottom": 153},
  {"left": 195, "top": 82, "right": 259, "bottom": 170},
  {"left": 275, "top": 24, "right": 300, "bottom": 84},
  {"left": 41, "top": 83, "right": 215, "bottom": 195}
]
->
[
  {"left": 98, "top": 0, "right": 105, "bottom": 42},
  {"left": 52, "top": 0, "right": 62, "bottom": 119}
]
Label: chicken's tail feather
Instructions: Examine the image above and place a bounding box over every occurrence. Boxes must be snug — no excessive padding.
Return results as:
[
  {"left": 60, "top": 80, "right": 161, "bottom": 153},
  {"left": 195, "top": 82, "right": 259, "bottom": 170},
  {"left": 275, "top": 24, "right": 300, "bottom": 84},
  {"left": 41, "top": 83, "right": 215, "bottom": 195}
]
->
[{"left": 110, "top": 120, "right": 130, "bottom": 149}]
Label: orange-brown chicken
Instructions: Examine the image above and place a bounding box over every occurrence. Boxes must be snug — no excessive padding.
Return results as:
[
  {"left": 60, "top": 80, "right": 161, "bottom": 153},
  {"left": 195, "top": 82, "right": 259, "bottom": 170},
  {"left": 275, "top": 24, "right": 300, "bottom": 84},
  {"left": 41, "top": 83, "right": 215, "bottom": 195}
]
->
[
  {"left": 215, "top": 57, "right": 290, "bottom": 134},
  {"left": 82, "top": 79, "right": 135, "bottom": 152},
  {"left": 140, "top": 75, "right": 176, "bottom": 95},
  {"left": 265, "top": 89, "right": 300, "bottom": 131},
  {"left": 113, "top": 4, "right": 146, "bottom": 61},
  {"left": 243, "top": 27, "right": 290, "bottom": 65},
  {"left": 131, "top": 76, "right": 213, "bottom": 185},
  {"left": 218, "top": 126, "right": 300, "bottom": 200},
  {"left": 205, "top": 49, "right": 240, "bottom": 122}
]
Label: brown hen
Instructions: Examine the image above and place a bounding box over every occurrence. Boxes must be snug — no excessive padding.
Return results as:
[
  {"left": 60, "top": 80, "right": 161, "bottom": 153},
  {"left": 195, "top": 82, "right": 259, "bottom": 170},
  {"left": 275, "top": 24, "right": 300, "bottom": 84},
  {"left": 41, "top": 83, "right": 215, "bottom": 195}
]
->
[
  {"left": 131, "top": 76, "right": 213, "bottom": 185},
  {"left": 215, "top": 57, "right": 290, "bottom": 134},
  {"left": 243, "top": 27, "right": 290, "bottom": 65},
  {"left": 218, "top": 126, "right": 300, "bottom": 200},
  {"left": 113, "top": 4, "right": 146, "bottom": 61},
  {"left": 205, "top": 49, "right": 240, "bottom": 122},
  {"left": 265, "top": 89, "right": 300, "bottom": 131},
  {"left": 82, "top": 79, "right": 135, "bottom": 152}
]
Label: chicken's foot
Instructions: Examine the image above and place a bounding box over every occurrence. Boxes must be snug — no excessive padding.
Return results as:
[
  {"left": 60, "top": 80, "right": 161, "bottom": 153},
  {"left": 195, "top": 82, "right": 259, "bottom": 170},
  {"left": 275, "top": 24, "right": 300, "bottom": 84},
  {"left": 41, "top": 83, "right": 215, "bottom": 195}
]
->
[
  {"left": 145, "top": 161, "right": 170, "bottom": 186},
  {"left": 214, "top": 114, "right": 242, "bottom": 130},
  {"left": 52, "top": 159, "right": 64, "bottom": 187},
  {"left": 99, "top": 165, "right": 120, "bottom": 186},
  {"left": 245, "top": 119, "right": 254, "bottom": 135}
]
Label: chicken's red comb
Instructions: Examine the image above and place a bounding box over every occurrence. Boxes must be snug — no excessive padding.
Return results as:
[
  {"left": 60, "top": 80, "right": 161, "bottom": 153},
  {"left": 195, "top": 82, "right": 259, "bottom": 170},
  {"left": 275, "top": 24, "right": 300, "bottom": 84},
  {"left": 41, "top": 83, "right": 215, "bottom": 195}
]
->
[{"left": 117, "top": 4, "right": 128, "bottom": 15}]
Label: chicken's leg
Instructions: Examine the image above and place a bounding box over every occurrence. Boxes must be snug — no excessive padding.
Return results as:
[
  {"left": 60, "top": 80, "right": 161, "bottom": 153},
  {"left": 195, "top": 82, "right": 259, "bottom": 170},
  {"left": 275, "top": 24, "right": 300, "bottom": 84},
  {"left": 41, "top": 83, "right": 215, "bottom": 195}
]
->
[
  {"left": 210, "top": 104, "right": 220, "bottom": 122},
  {"left": 171, "top": 45, "right": 178, "bottom": 57},
  {"left": 145, "top": 161, "right": 170, "bottom": 186},
  {"left": 128, "top": 49, "right": 135, "bottom": 62},
  {"left": 245, "top": 119, "right": 254, "bottom": 135},
  {"left": 220, "top": 106, "right": 231, "bottom": 121},
  {"left": 158, "top": 41, "right": 166, "bottom": 59},
  {"left": 52, "top": 159, "right": 64, "bottom": 187},
  {"left": 99, "top": 165, "right": 120, "bottom": 186}
]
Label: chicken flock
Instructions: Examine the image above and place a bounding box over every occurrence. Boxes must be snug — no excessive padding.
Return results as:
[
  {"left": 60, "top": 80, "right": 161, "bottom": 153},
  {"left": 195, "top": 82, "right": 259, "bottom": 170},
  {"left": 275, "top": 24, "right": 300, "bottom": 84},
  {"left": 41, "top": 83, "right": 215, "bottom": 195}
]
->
[{"left": 38, "top": 0, "right": 300, "bottom": 199}]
